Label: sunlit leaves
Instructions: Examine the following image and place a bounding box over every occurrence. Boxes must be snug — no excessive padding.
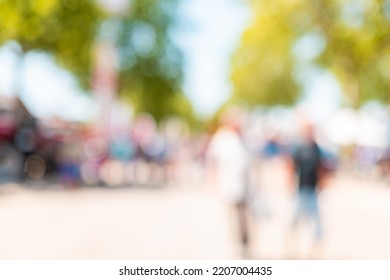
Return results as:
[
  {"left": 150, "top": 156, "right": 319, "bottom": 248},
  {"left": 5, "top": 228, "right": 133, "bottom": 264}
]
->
[
  {"left": 230, "top": 0, "right": 306, "bottom": 107},
  {"left": 310, "top": 0, "right": 390, "bottom": 106},
  {"left": 115, "top": 0, "right": 189, "bottom": 122},
  {"left": 231, "top": 0, "right": 390, "bottom": 108},
  {"left": 0, "top": 0, "right": 103, "bottom": 87}
]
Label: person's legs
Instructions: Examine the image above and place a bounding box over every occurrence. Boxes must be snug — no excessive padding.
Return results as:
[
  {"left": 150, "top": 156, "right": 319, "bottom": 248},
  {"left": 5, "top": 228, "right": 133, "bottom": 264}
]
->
[
  {"left": 286, "top": 190, "right": 305, "bottom": 258},
  {"left": 305, "top": 189, "right": 322, "bottom": 240},
  {"left": 289, "top": 188, "right": 323, "bottom": 258},
  {"left": 306, "top": 189, "right": 325, "bottom": 258},
  {"left": 235, "top": 201, "right": 249, "bottom": 258},
  {"left": 292, "top": 189, "right": 306, "bottom": 226}
]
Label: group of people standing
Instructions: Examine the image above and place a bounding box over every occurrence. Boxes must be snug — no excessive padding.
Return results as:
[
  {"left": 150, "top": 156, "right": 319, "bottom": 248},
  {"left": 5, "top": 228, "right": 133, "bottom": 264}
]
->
[{"left": 206, "top": 108, "right": 333, "bottom": 259}]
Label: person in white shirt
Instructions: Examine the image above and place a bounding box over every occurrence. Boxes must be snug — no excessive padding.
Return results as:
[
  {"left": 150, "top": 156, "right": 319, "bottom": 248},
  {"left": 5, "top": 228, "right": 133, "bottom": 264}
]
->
[{"left": 206, "top": 108, "right": 250, "bottom": 257}]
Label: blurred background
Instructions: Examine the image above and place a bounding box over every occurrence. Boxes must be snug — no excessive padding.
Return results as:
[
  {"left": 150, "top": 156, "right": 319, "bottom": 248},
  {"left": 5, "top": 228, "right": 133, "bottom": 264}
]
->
[{"left": 0, "top": 0, "right": 390, "bottom": 259}]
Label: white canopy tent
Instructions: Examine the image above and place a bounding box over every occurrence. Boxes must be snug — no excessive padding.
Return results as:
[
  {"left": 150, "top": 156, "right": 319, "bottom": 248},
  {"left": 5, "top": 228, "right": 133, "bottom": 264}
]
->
[{"left": 322, "top": 108, "right": 388, "bottom": 149}]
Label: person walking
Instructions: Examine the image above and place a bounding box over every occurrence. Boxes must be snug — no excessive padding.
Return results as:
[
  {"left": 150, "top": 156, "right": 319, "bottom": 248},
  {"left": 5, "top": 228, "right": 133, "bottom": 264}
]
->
[
  {"left": 206, "top": 108, "right": 251, "bottom": 258},
  {"left": 287, "top": 121, "right": 327, "bottom": 259}
]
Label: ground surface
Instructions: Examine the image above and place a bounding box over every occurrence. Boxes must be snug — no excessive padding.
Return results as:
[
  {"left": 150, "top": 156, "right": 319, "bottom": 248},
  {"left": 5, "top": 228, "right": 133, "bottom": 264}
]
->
[{"left": 0, "top": 170, "right": 389, "bottom": 259}]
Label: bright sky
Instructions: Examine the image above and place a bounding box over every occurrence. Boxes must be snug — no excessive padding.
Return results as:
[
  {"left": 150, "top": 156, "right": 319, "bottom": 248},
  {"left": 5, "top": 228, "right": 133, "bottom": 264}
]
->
[
  {"left": 0, "top": 0, "right": 341, "bottom": 122},
  {"left": 0, "top": 44, "right": 98, "bottom": 120},
  {"left": 175, "top": 0, "right": 251, "bottom": 117}
]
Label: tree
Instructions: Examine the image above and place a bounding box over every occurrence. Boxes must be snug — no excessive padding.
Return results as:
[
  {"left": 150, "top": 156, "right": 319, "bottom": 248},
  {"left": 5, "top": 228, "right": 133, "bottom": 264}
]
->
[
  {"left": 231, "top": 0, "right": 390, "bottom": 109},
  {"left": 309, "top": 0, "right": 390, "bottom": 107},
  {"left": 0, "top": 0, "right": 103, "bottom": 89},
  {"left": 230, "top": 0, "right": 307, "bottom": 108},
  {"left": 113, "top": 0, "right": 191, "bottom": 122}
]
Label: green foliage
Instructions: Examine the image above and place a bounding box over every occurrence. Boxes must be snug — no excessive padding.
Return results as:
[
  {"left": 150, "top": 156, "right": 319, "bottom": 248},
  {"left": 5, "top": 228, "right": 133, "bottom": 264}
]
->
[
  {"left": 0, "top": 0, "right": 194, "bottom": 124},
  {"left": 230, "top": 0, "right": 307, "bottom": 108},
  {"left": 309, "top": 0, "right": 390, "bottom": 107},
  {"left": 0, "top": 0, "right": 104, "bottom": 87},
  {"left": 231, "top": 0, "right": 390, "bottom": 108},
  {"left": 114, "top": 0, "right": 189, "bottom": 122}
]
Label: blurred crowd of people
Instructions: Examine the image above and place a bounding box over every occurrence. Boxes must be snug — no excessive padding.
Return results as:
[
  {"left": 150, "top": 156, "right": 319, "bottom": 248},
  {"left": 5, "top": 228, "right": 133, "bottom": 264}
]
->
[
  {"left": 0, "top": 96, "right": 200, "bottom": 187},
  {"left": 2, "top": 95, "right": 388, "bottom": 190},
  {"left": 3, "top": 95, "right": 390, "bottom": 258}
]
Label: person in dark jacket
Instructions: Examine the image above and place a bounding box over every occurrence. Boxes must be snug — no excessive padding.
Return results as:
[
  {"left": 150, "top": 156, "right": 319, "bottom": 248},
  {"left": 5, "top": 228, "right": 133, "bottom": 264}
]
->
[{"left": 287, "top": 121, "right": 326, "bottom": 258}]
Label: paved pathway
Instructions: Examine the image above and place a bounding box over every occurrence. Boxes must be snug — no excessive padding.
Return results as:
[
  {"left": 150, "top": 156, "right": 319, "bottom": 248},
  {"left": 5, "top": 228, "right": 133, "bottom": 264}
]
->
[{"left": 0, "top": 172, "right": 389, "bottom": 259}]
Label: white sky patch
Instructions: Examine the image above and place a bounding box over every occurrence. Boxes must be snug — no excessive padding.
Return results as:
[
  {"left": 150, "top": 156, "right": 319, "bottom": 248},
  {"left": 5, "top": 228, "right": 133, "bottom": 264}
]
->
[
  {"left": 292, "top": 32, "right": 326, "bottom": 63},
  {"left": 298, "top": 69, "right": 342, "bottom": 123},
  {"left": 97, "top": 0, "right": 131, "bottom": 15},
  {"left": 22, "top": 53, "right": 98, "bottom": 121},
  {"left": 0, "top": 49, "right": 97, "bottom": 122},
  {"left": 0, "top": 44, "right": 18, "bottom": 96},
  {"left": 176, "top": 0, "right": 251, "bottom": 118}
]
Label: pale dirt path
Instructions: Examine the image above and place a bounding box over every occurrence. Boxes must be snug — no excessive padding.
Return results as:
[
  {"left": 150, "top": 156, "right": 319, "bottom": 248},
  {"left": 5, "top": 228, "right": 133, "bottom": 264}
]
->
[
  {"left": 0, "top": 171, "right": 389, "bottom": 259},
  {"left": 0, "top": 185, "right": 237, "bottom": 259}
]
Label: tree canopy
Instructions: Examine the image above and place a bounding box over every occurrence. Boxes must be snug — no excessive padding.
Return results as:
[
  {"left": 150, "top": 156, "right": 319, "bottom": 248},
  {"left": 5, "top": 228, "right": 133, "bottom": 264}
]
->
[
  {"left": 310, "top": 0, "right": 390, "bottom": 107},
  {"left": 230, "top": 0, "right": 306, "bottom": 107},
  {"left": 231, "top": 0, "right": 390, "bottom": 108},
  {"left": 112, "top": 0, "right": 192, "bottom": 122},
  {"left": 0, "top": 0, "right": 104, "bottom": 87},
  {"left": 0, "top": 0, "right": 195, "bottom": 123}
]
